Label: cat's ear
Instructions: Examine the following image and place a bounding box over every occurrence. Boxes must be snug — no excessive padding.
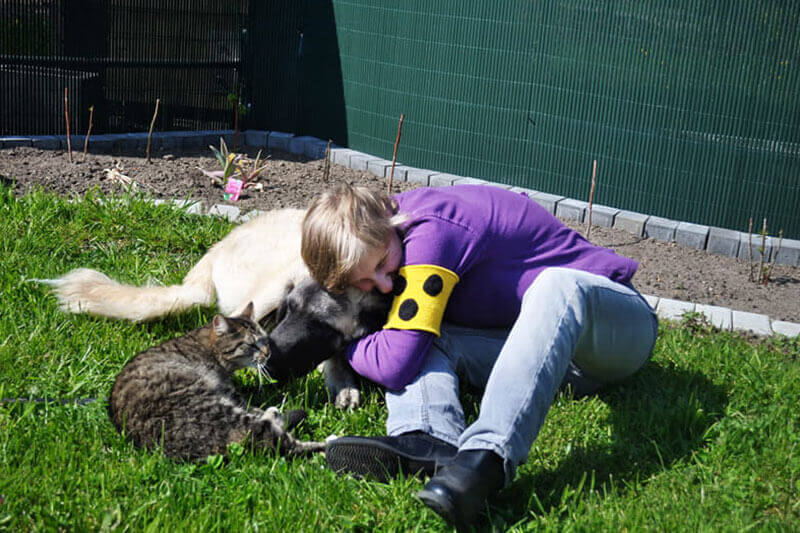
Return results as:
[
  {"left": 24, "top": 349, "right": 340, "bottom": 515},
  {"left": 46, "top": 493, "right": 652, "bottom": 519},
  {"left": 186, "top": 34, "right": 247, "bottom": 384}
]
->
[
  {"left": 212, "top": 314, "right": 230, "bottom": 338},
  {"left": 239, "top": 302, "right": 255, "bottom": 320}
]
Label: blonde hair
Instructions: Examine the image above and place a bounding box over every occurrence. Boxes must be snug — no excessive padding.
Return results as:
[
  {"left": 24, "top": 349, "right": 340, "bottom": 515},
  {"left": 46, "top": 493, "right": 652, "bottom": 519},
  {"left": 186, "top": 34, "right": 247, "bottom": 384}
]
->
[{"left": 302, "top": 185, "right": 405, "bottom": 292}]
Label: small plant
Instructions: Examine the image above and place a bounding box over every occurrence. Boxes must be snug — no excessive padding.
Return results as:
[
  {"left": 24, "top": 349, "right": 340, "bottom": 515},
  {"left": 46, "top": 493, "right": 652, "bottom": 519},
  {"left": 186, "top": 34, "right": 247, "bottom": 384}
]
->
[
  {"left": 199, "top": 138, "right": 270, "bottom": 201},
  {"left": 746, "top": 216, "right": 784, "bottom": 286},
  {"left": 201, "top": 137, "right": 241, "bottom": 184}
]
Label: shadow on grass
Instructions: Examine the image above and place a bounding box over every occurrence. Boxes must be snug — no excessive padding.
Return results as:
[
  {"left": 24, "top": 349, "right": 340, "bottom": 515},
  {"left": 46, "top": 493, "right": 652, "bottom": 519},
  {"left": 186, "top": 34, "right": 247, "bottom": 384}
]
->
[{"left": 487, "top": 361, "right": 728, "bottom": 529}]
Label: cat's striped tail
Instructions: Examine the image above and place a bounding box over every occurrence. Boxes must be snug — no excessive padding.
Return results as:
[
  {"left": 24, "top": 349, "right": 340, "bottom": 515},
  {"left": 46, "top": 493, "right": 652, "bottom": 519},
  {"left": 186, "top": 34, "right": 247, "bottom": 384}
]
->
[{"left": 33, "top": 253, "right": 216, "bottom": 322}]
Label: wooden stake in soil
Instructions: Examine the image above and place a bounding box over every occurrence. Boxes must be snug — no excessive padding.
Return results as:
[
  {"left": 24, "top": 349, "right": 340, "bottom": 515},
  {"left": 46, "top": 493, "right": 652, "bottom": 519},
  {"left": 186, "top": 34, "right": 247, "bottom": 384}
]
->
[
  {"left": 387, "top": 114, "right": 405, "bottom": 195},
  {"left": 146, "top": 98, "right": 161, "bottom": 164},
  {"left": 82, "top": 105, "right": 94, "bottom": 161},
  {"left": 586, "top": 159, "right": 597, "bottom": 240},
  {"left": 64, "top": 87, "right": 73, "bottom": 163},
  {"left": 765, "top": 229, "right": 783, "bottom": 286},
  {"left": 323, "top": 139, "right": 332, "bottom": 181}
]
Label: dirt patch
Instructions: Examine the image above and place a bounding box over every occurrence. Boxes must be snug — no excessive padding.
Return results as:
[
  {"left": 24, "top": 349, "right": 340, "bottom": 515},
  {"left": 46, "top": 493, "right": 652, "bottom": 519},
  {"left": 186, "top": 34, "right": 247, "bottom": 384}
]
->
[{"left": 3, "top": 145, "right": 799, "bottom": 324}]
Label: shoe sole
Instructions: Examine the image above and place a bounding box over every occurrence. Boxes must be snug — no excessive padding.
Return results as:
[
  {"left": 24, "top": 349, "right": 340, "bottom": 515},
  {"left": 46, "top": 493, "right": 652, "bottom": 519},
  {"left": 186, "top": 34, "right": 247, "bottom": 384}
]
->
[{"left": 326, "top": 437, "right": 437, "bottom": 483}]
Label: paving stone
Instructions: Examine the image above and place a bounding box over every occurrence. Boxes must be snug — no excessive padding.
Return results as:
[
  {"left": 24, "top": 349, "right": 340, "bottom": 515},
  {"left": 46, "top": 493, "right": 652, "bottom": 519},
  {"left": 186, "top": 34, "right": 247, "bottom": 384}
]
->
[
  {"left": 731, "top": 310, "right": 772, "bottom": 336},
  {"left": 1, "top": 137, "right": 33, "bottom": 147},
  {"left": 245, "top": 130, "right": 269, "bottom": 147},
  {"left": 706, "top": 226, "right": 740, "bottom": 258},
  {"left": 406, "top": 168, "right": 435, "bottom": 186},
  {"left": 267, "top": 131, "right": 293, "bottom": 151},
  {"left": 429, "top": 173, "right": 462, "bottom": 187},
  {"left": 330, "top": 148, "right": 358, "bottom": 167},
  {"left": 614, "top": 211, "right": 649, "bottom": 237},
  {"left": 696, "top": 303, "right": 733, "bottom": 331},
  {"left": 171, "top": 199, "right": 205, "bottom": 215},
  {"left": 737, "top": 234, "right": 773, "bottom": 262},
  {"left": 179, "top": 132, "right": 206, "bottom": 149},
  {"left": 483, "top": 180, "right": 513, "bottom": 189},
  {"left": 644, "top": 216, "right": 679, "bottom": 242},
  {"left": 531, "top": 192, "right": 565, "bottom": 214},
  {"left": 154, "top": 131, "right": 186, "bottom": 151},
  {"left": 349, "top": 154, "right": 379, "bottom": 171},
  {"left": 386, "top": 165, "right": 412, "bottom": 182},
  {"left": 288, "top": 135, "right": 320, "bottom": 156},
  {"left": 655, "top": 298, "right": 695, "bottom": 321},
  {"left": 509, "top": 186, "right": 536, "bottom": 197},
  {"left": 642, "top": 294, "right": 660, "bottom": 311},
  {"left": 205, "top": 130, "right": 235, "bottom": 149},
  {"left": 304, "top": 139, "right": 330, "bottom": 160},
  {"left": 238, "top": 209, "right": 266, "bottom": 223},
  {"left": 30, "top": 136, "right": 61, "bottom": 149},
  {"left": 771, "top": 320, "right": 800, "bottom": 337},
  {"left": 556, "top": 198, "right": 587, "bottom": 222},
  {"left": 675, "top": 222, "right": 710, "bottom": 250},
  {"left": 367, "top": 159, "right": 393, "bottom": 178},
  {"left": 452, "top": 177, "right": 490, "bottom": 186},
  {"left": 772, "top": 238, "right": 800, "bottom": 267},
  {"left": 585, "top": 204, "right": 619, "bottom": 227},
  {"left": 85, "top": 134, "right": 115, "bottom": 151},
  {"left": 208, "top": 204, "right": 241, "bottom": 222}
]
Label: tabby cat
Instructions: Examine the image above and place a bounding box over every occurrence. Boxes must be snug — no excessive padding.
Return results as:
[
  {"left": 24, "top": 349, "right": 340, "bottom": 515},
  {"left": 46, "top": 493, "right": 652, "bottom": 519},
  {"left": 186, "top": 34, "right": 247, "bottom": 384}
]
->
[{"left": 108, "top": 303, "right": 326, "bottom": 461}]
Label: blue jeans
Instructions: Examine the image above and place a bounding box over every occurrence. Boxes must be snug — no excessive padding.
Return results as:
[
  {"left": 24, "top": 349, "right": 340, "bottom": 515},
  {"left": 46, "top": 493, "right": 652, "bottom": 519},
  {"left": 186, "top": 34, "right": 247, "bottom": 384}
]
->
[{"left": 385, "top": 267, "right": 659, "bottom": 485}]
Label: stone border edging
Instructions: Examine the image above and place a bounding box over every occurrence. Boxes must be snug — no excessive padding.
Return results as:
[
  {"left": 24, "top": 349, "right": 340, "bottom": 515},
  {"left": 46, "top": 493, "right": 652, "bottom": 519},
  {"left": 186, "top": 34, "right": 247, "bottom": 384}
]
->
[{"left": 4, "top": 129, "right": 798, "bottom": 338}]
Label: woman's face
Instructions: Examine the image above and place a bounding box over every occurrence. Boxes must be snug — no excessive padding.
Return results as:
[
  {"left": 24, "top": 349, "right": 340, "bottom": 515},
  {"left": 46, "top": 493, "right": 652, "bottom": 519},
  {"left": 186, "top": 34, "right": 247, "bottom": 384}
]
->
[{"left": 348, "top": 230, "right": 403, "bottom": 294}]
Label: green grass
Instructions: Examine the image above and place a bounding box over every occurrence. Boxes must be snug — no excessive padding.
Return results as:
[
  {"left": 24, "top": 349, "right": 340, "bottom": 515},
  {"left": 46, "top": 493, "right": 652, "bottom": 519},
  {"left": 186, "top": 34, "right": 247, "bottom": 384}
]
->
[{"left": 1, "top": 185, "right": 798, "bottom": 531}]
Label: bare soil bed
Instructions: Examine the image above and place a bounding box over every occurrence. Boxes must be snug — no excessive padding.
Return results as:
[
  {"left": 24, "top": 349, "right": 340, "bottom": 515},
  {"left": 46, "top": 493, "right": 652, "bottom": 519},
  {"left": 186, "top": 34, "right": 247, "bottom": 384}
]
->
[{"left": 3, "top": 145, "right": 799, "bottom": 324}]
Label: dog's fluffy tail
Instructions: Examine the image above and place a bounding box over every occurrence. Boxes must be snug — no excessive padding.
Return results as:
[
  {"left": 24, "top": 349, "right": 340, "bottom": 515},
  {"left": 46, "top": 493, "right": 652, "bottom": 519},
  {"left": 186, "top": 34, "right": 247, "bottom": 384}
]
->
[{"left": 34, "top": 254, "right": 216, "bottom": 322}]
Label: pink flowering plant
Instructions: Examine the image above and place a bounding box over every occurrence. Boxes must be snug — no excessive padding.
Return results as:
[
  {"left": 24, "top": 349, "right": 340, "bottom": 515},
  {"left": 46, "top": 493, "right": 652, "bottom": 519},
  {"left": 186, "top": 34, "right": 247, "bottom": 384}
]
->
[{"left": 200, "top": 138, "right": 270, "bottom": 200}]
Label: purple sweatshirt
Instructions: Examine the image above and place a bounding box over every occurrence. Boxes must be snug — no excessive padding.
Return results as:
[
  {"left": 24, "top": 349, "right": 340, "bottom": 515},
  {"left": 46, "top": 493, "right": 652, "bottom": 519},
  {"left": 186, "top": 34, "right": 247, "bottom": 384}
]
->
[{"left": 347, "top": 185, "right": 638, "bottom": 390}]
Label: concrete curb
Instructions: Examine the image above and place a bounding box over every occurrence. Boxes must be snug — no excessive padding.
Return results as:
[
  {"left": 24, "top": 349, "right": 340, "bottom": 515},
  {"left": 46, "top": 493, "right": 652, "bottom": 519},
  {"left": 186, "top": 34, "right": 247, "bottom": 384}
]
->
[{"left": 4, "top": 129, "right": 799, "bottom": 337}]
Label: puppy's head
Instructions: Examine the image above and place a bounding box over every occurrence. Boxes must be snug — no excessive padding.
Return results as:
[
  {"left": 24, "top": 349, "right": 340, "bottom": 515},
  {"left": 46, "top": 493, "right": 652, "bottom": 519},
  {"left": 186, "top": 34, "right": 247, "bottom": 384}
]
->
[{"left": 264, "top": 278, "right": 390, "bottom": 382}]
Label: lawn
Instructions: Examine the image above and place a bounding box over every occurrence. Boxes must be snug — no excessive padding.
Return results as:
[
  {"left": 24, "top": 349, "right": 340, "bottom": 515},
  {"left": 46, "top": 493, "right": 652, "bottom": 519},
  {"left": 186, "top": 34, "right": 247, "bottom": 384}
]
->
[{"left": 1, "top": 186, "right": 798, "bottom": 531}]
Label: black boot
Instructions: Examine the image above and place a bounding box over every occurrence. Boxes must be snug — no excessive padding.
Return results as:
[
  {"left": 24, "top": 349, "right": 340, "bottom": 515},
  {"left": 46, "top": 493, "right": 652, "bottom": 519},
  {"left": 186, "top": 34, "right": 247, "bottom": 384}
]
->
[
  {"left": 416, "top": 449, "right": 505, "bottom": 529},
  {"left": 326, "top": 431, "right": 457, "bottom": 483}
]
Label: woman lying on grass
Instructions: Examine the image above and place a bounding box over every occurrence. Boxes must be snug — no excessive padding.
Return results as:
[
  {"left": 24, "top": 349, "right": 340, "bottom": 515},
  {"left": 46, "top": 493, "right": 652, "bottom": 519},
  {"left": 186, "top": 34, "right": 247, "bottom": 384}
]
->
[{"left": 301, "top": 184, "right": 658, "bottom": 529}]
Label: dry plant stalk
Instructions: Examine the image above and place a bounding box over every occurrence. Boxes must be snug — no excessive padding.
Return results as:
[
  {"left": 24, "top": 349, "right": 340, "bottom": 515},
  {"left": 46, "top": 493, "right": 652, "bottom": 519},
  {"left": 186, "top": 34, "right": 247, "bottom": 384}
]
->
[
  {"left": 387, "top": 114, "right": 405, "bottom": 195},
  {"left": 765, "top": 229, "right": 784, "bottom": 285},
  {"left": 82, "top": 105, "right": 94, "bottom": 161},
  {"left": 64, "top": 87, "right": 73, "bottom": 163},
  {"left": 323, "top": 139, "right": 332, "bottom": 180},
  {"left": 146, "top": 98, "right": 161, "bottom": 164},
  {"left": 586, "top": 159, "right": 597, "bottom": 240}
]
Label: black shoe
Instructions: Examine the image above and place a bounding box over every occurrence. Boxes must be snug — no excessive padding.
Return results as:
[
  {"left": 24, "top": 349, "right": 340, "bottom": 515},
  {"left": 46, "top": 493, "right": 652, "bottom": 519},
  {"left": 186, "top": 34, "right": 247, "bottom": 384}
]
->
[
  {"left": 416, "top": 449, "right": 505, "bottom": 529},
  {"left": 326, "top": 431, "right": 457, "bottom": 483}
]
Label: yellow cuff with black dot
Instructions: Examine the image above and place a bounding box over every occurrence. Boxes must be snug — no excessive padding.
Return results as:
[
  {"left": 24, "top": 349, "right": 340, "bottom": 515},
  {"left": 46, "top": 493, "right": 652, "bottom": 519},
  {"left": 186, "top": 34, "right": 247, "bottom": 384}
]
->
[{"left": 383, "top": 264, "right": 459, "bottom": 336}]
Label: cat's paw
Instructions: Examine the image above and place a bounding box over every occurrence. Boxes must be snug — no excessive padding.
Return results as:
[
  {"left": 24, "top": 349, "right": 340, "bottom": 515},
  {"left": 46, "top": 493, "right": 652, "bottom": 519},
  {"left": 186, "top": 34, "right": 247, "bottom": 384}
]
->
[{"left": 334, "top": 386, "right": 361, "bottom": 410}]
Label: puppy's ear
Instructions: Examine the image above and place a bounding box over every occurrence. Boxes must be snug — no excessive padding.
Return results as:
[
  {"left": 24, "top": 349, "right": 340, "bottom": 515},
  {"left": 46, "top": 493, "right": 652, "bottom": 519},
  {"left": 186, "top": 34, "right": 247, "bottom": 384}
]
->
[{"left": 239, "top": 301, "right": 255, "bottom": 320}]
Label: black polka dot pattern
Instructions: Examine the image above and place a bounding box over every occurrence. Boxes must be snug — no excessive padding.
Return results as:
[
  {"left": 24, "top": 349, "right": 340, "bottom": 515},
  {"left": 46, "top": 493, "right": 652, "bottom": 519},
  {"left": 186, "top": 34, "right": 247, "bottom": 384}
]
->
[
  {"left": 422, "top": 274, "right": 443, "bottom": 296},
  {"left": 398, "top": 299, "right": 418, "bottom": 321},
  {"left": 392, "top": 274, "right": 407, "bottom": 296}
]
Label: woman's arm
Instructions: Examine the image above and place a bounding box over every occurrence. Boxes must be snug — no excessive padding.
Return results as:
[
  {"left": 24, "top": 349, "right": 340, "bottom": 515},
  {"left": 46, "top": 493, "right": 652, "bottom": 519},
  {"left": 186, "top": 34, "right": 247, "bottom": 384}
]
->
[{"left": 346, "top": 328, "right": 435, "bottom": 390}]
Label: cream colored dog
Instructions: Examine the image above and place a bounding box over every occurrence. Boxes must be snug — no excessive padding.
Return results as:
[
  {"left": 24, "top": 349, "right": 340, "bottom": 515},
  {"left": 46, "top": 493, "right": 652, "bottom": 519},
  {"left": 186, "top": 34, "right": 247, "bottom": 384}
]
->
[{"left": 37, "top": 208, "right": 364, "bottom": 408}]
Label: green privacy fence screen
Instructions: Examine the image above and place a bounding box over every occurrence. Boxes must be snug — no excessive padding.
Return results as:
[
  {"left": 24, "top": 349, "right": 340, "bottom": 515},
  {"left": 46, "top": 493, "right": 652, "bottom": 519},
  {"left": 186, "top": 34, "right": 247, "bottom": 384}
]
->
[
  {"left": 3, "top": 1, "right": 798, "bottom": 238},
  {"left": 287, "top": 0, "right": 799, "bottom": 238}
]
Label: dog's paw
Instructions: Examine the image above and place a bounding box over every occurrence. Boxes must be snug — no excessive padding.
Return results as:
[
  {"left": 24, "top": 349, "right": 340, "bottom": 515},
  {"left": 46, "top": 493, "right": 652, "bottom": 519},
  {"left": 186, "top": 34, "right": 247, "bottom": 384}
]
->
[{"left": 334, "top": 387, "right": 361, "bottom": 410}]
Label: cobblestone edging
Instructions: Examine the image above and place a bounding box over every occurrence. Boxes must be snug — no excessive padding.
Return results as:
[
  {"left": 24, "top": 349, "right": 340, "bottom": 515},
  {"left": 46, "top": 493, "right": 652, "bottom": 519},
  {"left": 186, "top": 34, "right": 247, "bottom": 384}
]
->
[{"left": 4, "top": 129, "right": 799, "bottom": 338}]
